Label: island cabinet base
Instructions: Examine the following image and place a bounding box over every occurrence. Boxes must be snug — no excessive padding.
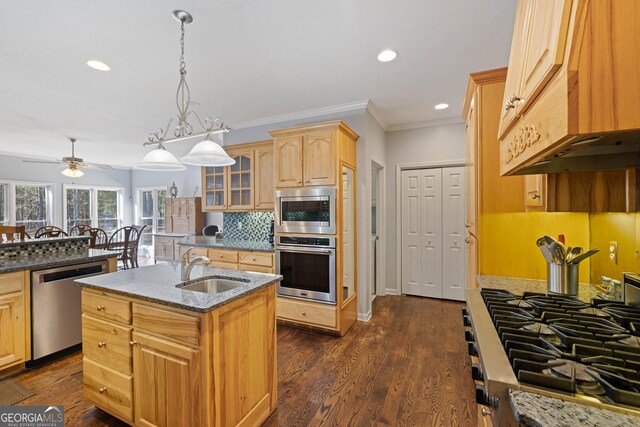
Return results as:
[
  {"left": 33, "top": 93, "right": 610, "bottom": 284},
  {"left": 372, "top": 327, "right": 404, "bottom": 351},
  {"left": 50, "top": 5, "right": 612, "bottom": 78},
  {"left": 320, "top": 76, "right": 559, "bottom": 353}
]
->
[
  {"left": 81, "top": 284, "right": 277, "bottom": 427},
  {"left": 276, "top": 295, "right": 357, "bottom": 336}
]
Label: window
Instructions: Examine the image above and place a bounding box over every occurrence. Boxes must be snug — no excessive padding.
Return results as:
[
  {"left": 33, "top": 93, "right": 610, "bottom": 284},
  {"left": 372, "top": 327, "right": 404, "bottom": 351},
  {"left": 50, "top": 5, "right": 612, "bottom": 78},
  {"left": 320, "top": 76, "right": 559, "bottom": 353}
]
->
[
  {"left": 15, "top": 184, "right": 52, "bottom": 235},
  {"left": 63, "top": 185, "right": 123, "bottom": 233},
  {"left": 0, "top": 184, "right": 6, "bottom": 225},
  {"left": 137, "top": 187, "right": 167, "bottom": 246}
]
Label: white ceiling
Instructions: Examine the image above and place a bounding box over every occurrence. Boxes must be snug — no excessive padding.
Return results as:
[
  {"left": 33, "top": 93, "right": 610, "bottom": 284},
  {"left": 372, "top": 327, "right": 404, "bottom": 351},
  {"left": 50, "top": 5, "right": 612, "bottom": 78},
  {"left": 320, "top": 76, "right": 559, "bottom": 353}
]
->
[{"left": 0, "top": 0, "right": 516, "bottom": 168}]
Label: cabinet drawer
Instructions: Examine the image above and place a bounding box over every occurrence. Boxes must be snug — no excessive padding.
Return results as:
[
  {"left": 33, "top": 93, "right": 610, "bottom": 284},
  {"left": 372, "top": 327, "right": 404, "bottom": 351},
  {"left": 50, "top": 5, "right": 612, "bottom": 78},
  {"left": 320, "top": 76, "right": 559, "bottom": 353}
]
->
[
  {"left": 82, "top": 291, "right": 132, "bottom": 324},
  {"left": 238, "top": 251, "right": 273, "bottom": 268},
  {"left": 133, "top": 303, "right": 200, "bottom": 348},
  {"left": 82, "top": 315, "right": 132, "bottom": 374},
  {"left": 0, "top": 271, "right": 23, "bottom": 295},
  {"left": 208, "top": 261, "right": 238, "bottom": 270},
  {"left": 277, "top": 297, "right": 336, "bottom": 328},
  {"left": 208, "top": 249, "right": 239, "bottom": 263},
  {"left": 238, "top": 264, "right": 273, "bottom": 274},
  {"left": 83, "top": 357, "right": 133, "bottom": 423}
]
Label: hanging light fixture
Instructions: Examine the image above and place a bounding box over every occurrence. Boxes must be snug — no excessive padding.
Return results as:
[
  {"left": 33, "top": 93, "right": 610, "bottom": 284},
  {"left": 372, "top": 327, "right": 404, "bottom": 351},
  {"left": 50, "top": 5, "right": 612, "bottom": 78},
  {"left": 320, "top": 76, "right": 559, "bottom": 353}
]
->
[
  {"left": 135, "top": 10, "right": 234, "bottom": 171},
  {"left": 61, "top": 165, "right": 85, "bottom": 178}
]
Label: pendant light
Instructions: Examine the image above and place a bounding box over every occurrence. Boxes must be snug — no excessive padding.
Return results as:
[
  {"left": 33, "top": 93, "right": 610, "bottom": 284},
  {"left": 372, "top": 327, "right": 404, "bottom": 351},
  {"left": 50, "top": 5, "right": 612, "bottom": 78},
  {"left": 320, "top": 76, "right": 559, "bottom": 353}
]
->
[{"left": 135, "top": 10, "right": 234, "bottom": 171}]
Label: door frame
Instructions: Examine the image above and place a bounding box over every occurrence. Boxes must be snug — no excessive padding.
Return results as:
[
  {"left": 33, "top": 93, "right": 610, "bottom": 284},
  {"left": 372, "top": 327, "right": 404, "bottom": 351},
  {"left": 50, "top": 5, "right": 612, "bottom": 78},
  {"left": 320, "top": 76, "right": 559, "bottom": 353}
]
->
[
  {"left": 369, "top": 157, "right": 386, "bottom": 301},
  {"left": 395, "top": 160, "right": 465, "bottom": 295}
]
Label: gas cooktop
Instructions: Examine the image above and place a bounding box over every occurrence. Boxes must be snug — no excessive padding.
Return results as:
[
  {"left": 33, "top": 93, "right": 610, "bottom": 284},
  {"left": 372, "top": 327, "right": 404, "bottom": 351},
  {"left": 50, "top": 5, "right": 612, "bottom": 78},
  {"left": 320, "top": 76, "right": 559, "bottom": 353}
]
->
[{"left": 482, "top": 288, "right": 640, "bottom": 409}]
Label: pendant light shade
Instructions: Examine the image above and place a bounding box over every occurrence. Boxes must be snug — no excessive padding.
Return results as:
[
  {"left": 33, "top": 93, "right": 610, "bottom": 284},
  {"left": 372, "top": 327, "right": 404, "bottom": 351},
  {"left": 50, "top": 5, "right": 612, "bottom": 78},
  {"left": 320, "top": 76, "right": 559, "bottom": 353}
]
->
[
  {"left": 180, "top": 135, "right": 236, "bottom": 166},
  {"left": 135, "top": 145, "right": 186, "bottom": 171},
  {"left": 61, "top": 166, "right": 85, "bottom": 178}
]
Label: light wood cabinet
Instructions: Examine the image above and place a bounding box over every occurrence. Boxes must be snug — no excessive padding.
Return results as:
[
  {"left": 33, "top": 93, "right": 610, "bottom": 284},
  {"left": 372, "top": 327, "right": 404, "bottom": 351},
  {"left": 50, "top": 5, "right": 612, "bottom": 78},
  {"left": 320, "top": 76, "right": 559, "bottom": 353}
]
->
[
  {"left": 180, "top": 245, "right": 275, "bottom": 273},
  {"left": 202, "top": 140, "right": 274, "bottom": 212},
  {"left": 0, "top": 271, "right": 25, "bottom": 371},
  {"left": 499, "top": 0, "right": 640, "bottom": 176},
  {"left": 133, "top": 331, "right": 201, "bottom": 427},
  {"left": 82, "top": 284, "right": 277, "bottom": 427},
  {"left": 270, "top": 121, "right": 356, "bottom": 189},
  {"left": 154, "top": 235, "right": 182, "bottom": 262},
  {"left": 465, "top": 92, "right": 478, "bottom": 237},
  {"left": 165, "top": 198, "right": 204, "bottom": 235},
  {"left": 524, "top": 174, "right": 547, "bottom": 211}
]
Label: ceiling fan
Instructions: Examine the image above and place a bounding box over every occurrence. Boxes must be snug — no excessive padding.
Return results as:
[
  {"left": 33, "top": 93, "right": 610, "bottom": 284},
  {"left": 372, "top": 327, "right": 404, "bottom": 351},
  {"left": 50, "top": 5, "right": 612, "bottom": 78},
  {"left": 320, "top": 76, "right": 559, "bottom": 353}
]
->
[{"left": 23, "top": 137, "right": 112, "bottom": 178}]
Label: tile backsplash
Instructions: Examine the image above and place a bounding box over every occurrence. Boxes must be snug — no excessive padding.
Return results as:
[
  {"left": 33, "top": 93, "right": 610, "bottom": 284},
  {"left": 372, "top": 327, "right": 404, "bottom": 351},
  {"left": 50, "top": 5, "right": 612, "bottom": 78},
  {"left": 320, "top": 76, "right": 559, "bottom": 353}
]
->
[
  {"left": 223, "top": 212, "right": 273, "bottom": 241},
  {"left": 0, "top": 236, "right": 90, "bottom": 260}
]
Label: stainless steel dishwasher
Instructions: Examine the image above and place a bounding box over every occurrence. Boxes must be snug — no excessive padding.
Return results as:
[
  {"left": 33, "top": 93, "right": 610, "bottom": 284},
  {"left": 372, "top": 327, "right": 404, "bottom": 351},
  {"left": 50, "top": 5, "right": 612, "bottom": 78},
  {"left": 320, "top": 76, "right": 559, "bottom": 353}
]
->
[{"left": 30, "top": 260, "right": 110, "bottom": 361}]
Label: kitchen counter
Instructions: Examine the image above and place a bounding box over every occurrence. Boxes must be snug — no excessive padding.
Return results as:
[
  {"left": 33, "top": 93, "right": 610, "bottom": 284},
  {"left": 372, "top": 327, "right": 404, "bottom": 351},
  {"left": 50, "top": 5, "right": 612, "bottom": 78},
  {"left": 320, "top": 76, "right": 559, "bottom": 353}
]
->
[
  {"left": 0, "top": 249, "right": 118, "bottom": 273},
  {"left": 0, "top": 235, "right": 89, "bottom": 247},
  {"left": 509, "top": 389, "right": 640, "bottom": 427},
  {"left": 75, "top": 262, "right": 281, "bottom": 312},
  {"left": 152, "top": 231, "right": 191, "bottom": 238},
  {"left": 178, "top": 236, "right": 274, "bottom": 253},
  {"left": 477, "top": 275, "right": 599, "bottom": 302}
]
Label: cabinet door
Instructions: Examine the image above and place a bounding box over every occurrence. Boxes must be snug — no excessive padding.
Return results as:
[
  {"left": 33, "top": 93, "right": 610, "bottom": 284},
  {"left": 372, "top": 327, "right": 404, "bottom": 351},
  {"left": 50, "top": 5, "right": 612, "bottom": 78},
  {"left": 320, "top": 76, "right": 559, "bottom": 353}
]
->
[
  {"left": 525, "top": 174, "right": 546, "bottom": 211},
  {"left": 465, "top": 93, "right": 478, "bottom": 237},
  {"left": 255, "top": 145, "right": 275, "bottom": 210},
  {"left": 519, "top": 0, "right": 572, "bottom": 113},
  {"left": 164, "top": 200, "right": 173, "bottom": 233},
  {"left": 202, "top": 166, "right": 227, "bottom": 211},
  {"left": 0, "top": 293, "right": 25, "bottom": 368},
  {"left": 499, "top": 0, "right": 529, "bottom": 138},
  {"left": 304, "top": 131, "right": 336, "bottom": 187},
  {"left": 228, "top": 150, "right": 254, "bottom": 210},
  {"left": 465, "top": 233, "right": 478, "bottom": 288},
  {"left": 132, "top": 332, "right": 201, "bottom": 427},
  {"left": 275, "top": 136, "right": 304, "bottom": 188}
]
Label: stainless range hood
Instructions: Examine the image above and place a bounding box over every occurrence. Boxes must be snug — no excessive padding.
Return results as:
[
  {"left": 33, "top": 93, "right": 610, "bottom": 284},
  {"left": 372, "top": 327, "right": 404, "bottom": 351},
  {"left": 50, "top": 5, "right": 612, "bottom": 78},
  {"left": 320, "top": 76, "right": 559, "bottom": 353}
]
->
[{"left": 512, "top": 130, "right": 640, "bottom": 175}]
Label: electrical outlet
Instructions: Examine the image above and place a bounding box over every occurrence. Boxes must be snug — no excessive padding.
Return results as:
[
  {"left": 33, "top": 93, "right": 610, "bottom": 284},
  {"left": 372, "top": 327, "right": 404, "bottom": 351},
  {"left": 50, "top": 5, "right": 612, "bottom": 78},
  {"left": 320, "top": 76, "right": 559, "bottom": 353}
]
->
[
  {"left": 609, "top": 241, "right": 618, "bottom": 264},
  {"left": 237, "top": 221, "right": 242, "bottom": 230}
]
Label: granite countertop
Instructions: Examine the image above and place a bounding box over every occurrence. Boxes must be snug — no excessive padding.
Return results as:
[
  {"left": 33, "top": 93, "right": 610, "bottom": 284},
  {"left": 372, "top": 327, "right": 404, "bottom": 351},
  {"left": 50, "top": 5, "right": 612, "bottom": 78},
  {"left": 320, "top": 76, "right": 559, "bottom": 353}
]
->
[
  {"left": 0, "top": 235, "right": 90, "bottom": 247},
  {"left": 477, "top": 275, "right": 599, "bottom": 302},
  {"left": 75, "top": 263, "right": 282, "bottom": 313},
  {"left": 509, "top": 389, "right": 640, "bottom": 427},
  {"left": 178, "top": 236, "right": 274, "bottom": 253},
  {"left": 152, "top": 232, "right": 191, "bottom": 238},
  {"left": 0, "top": 249, "right": 119, "bottom": 273}
]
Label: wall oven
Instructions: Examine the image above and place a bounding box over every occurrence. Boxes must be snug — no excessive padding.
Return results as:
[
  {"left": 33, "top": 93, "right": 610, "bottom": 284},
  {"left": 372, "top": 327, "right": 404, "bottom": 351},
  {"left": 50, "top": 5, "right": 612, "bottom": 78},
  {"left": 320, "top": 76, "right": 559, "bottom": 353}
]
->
[
  {"left": 275, "top": 235, "right": 336, "bottom": 304},
  {"left": 274, "top": 187, "right": 336, "bottom": 235}
]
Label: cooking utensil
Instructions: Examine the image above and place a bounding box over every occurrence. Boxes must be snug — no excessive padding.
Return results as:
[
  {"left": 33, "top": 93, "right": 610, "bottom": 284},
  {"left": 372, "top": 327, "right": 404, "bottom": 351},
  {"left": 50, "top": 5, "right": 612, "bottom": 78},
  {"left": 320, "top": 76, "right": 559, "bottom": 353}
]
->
[
  {"left": 549, "top": 241, "right": 566, "bottom": 263},
  {"left": 536, "top": 237, "right": 547, "bottom": 247},
  {"left": 539, "top": 245, "right": 554, "bottom": 263},
  {"left": 568, "top": 248, "right": 599, "bottom": 264},
  {"left": 566, "top": 246, "right": 582, "bottom": 262},
  {"left": 558, "top": 234, "right": 566, "bottom": 245},
  {"left": 543, "top": 235, "right": 556, "bottom": 246}
]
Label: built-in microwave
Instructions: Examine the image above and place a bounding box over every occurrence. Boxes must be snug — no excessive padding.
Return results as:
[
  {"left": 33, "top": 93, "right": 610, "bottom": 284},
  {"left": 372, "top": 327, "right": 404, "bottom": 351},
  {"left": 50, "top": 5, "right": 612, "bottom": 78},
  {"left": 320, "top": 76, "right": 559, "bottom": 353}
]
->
[{"left": 274, "top": 187, "right": 336, "bottom": 235}]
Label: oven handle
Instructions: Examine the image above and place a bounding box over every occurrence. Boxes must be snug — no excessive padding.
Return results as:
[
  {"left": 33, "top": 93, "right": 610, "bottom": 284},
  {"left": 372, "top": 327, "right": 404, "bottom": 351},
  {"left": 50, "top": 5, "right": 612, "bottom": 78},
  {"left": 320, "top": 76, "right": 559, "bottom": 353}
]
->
[{"left": 276, "top": 247, "right": 334, "bottom": 255}]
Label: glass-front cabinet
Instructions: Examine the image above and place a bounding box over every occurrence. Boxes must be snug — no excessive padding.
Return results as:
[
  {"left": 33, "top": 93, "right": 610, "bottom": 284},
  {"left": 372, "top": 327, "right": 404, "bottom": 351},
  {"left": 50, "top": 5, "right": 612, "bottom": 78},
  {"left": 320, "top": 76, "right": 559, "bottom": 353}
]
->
[
  {"left": 203, "top": 166, "right": 226, "bottom": 210},
  {"left": 228, "top": 150, "right": 254, "bottom": 210}
]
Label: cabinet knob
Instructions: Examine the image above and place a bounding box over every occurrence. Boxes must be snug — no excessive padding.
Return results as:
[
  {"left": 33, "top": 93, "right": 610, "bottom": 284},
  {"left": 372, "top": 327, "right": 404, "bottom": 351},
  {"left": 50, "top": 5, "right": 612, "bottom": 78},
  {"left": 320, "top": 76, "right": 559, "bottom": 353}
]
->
[
  {"left": 504, "top": 94, "right": 522, "bottom": 111},
  {"left": 96, "top": 305, "right": 105, "bottom": 311},
  {"left": 99, "top": 387, "right": 107, "bottom": 394},
  {"left": 305, "top": 179, "right": 310, "bottom": 183},
  {"left": 301, "top": 312, "right": 307, "bottom": 316},
  {"left": 465, "top": 224, "right": 470, "bottom": 229},
  {"left": 481, "top": 407, "right": 491, "bottom": 417},
  {"left": 97, "top": 341, "right": 106, "bottom": 348},
  {"left": 129, "top": 340, "right": 137, "bottom": 347},
  {"left": 297, "top": 180, "right": 302, "bottom": 184},
  {"left": 252, "top": 258, "right": 257, "bottom": 262},
  {"left": 530, "top": 192, "right": 541, "bottom": 199},
  {"left": 219, "top": 255, "right": 224, "bottom": 258},
  {"left": 465, "top": 238, "right": 470, "bottom": 244}
]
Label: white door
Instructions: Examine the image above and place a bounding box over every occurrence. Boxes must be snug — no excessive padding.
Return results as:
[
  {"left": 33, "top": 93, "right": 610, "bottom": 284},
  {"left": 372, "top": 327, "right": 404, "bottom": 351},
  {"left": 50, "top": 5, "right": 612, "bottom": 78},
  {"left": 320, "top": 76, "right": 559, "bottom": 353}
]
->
[
  {"left": 401, "top": 170, "right": 422, "bottom": 296},
  {"left": 401, "top": 167, "right": 466, "bottom": 301},
  {"left": 442, "top": 167, "right": 466, "bottom": 301},
  {"left": 420, "top": 169, "right": 442, "bottom": 298}
]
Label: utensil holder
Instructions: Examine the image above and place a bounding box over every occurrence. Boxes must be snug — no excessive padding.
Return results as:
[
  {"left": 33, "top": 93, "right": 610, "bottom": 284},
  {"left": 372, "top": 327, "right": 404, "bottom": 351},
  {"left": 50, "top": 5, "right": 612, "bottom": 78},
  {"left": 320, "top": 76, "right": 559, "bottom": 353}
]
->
[{"left": 547, "top": 263, "right": 579, "bottom": 295}]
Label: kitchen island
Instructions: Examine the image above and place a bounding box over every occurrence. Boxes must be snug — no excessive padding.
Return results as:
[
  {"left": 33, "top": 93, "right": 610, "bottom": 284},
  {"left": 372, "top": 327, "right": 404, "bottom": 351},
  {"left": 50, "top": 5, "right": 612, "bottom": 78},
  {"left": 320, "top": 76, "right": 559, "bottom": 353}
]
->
[{"left": 76, "top": 263, "right": 281, "bottom": 427}]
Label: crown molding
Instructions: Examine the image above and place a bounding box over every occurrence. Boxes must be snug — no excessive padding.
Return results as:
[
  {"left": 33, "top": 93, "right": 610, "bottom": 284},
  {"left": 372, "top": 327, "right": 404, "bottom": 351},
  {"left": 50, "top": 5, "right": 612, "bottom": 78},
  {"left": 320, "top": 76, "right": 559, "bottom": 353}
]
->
[
  {"left": 364, "top": 101, "right": 389, "bottom": 131},
  {"left": 387, "top": 117, "right": 464, "bottom": 132},
  {"left": 231, "top": 100, "right": 370, "bottom": 130}
]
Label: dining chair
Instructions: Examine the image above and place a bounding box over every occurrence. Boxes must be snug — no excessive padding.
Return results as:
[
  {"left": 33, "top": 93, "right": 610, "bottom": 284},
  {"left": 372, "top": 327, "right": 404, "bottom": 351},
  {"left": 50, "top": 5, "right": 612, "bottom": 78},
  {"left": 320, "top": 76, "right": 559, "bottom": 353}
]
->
[
  {"left": 69, "top": 224, "right": 92, "bottom": 236},
  {"left": 0, "top": 225, "right": 26, "bottom": 242},
  {"left": 80, "top": 227, "right": 108, "bottom": 249},
  {"left": 129, "top": 224, "right": 148, "bottom": 268},
  {"left": 107, "top": 226, "right": 140, "bottom": 269},
  {"left": 34, "top": 226, "right": 69, "bottom": 238}
]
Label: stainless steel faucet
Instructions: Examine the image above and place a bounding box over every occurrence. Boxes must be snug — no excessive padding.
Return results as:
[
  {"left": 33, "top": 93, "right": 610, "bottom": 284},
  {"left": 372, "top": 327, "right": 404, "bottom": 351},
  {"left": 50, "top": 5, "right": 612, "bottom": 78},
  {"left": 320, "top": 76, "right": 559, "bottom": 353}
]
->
[{"left": 180, "top": 247, "right": 211, "bottom": 281}]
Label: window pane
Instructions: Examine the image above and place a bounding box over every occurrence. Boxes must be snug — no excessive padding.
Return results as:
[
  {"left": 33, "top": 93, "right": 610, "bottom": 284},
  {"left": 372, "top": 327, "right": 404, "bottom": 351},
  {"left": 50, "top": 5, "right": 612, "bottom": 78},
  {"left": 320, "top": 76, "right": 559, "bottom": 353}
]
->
[
  {"left": 157, "top": 190, "right": 166, "bottom": 233},
  {"left": 16, "top": 185, "right": 49, "bottom": 234},
  {"left": 98, "top": 190, "right": 120, "bottom": 232},
  {"left": 141, "top": 191, "right": 154, "bottom": 218},
  {"left": 66, "top": 188, "right": 92, "bottom": 232},
  {"left": 0, "top": 184, "right": 6, "bottom": 224}
]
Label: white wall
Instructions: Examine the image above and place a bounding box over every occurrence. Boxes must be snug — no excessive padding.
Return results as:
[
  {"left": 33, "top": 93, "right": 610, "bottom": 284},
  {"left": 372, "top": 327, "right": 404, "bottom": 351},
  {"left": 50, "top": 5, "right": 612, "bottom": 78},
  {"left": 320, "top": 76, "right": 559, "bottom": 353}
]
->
[
  {"left": 0, "top": 153, "right": 133, "bottom": 227},
  {"left": 384, "top": 122, "right": 465, "bottom": 295}
]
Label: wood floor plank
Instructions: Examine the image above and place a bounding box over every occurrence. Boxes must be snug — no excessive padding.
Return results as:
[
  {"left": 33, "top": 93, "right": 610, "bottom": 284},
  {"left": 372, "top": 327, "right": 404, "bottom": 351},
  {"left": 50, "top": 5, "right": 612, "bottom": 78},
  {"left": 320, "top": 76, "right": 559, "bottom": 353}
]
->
[{"left": 7, "top": 295, "right": 476, "bottom": 426}]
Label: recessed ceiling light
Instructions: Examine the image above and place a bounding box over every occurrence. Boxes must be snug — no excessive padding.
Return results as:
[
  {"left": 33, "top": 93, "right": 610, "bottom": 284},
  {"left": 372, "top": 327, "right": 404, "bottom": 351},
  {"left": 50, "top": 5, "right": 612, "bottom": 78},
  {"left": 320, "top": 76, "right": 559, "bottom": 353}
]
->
[
  {"left": 86, "top": 60, "right": 111, "bottom": 71},
  {"left": 377, "top": 50, "right": 397, "bottom": 62},
  {"left": 434, "top": 103, "right": 449, "bottom": 110}
]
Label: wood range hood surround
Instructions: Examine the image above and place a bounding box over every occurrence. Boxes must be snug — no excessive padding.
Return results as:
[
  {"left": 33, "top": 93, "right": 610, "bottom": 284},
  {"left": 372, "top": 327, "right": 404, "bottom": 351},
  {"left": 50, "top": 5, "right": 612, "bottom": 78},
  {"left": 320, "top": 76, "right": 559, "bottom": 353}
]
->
[{"left": 499, "top": 0, "right": 640, "bottom": 176}]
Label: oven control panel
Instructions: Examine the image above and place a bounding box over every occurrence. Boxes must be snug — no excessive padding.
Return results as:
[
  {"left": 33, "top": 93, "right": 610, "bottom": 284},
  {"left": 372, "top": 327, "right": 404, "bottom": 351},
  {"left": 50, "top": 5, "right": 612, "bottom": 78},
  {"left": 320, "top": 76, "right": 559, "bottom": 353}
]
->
[{"left": 278, "top": 236, "right": 333, "bottom": 247}]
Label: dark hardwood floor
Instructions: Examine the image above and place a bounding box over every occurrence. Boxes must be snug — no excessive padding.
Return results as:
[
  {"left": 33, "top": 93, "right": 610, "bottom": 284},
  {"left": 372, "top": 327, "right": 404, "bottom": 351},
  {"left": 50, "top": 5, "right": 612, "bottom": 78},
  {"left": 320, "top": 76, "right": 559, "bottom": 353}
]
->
[{"left": 11, "top": 295, "right": 477, "bottom": 427}]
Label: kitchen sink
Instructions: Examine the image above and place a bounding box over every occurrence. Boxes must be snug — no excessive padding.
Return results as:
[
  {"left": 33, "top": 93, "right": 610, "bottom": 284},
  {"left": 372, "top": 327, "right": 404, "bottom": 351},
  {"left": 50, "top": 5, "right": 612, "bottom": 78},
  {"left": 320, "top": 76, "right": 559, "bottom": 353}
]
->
[{"left": 176, "top": 277, "right": 249, "bottom": 294}]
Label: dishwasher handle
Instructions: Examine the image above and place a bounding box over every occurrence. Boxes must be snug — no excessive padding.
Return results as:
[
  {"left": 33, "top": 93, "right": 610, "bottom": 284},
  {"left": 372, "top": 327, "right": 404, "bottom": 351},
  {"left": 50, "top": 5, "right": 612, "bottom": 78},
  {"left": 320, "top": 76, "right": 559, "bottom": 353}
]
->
[{"left": 32, "top": 261, "right": 109, "bottom": 284}]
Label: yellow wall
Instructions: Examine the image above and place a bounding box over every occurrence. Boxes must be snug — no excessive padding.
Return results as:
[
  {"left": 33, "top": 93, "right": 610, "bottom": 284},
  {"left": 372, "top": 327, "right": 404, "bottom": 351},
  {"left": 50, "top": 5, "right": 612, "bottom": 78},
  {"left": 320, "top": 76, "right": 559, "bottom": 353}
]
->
[
  {"left": 590, "top": 213, "right": 640, "bottom": 281},
  {"left": 480, "top": 212, "right": 590, "bottom": 280}
]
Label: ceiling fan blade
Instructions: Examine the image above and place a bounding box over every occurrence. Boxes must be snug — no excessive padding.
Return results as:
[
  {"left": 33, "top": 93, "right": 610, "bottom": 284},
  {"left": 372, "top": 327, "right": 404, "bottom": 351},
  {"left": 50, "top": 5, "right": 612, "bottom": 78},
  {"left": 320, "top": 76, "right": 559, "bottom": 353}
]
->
[
  {"left": 83, "top": 163, "right": 113, "bottom": 170},
  {"left": 23, "top": 160, "right": 63, "bottom": 165}
]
